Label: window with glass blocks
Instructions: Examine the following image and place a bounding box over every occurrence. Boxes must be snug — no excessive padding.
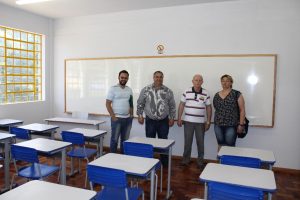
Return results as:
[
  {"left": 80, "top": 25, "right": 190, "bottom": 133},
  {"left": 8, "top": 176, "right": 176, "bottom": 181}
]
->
[{"left": 0, "top": 25, "right": 43, "bottom": 104}]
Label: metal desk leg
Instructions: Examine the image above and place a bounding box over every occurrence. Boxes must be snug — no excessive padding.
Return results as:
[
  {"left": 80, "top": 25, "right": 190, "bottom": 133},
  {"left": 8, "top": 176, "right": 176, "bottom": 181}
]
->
[
  {"left": 150, "top": 168, "right": 155, "bottom": 200},
  {"left": 50, "top": 130, "right": 55, "bottom": 140},
  {"left": 61, "top": 148, "right": 67, "bottom": 185},
  {"left": 70, "top": 157, "right": 74, "bottom": 174},
  {"left": 4, "top": 139, "right": 10, "bottom": 190},
  {"left": 268, "top": 193, "right": 272, "bottom": 200},
  {"left": 99, "top": 136, "right": 104, "bottom": 157},
  {"left": 165, "top": 146, "right": 173, "bottom": 199},
  {"left": 204, "top": 182, "right": 208, "bottom": 199}
]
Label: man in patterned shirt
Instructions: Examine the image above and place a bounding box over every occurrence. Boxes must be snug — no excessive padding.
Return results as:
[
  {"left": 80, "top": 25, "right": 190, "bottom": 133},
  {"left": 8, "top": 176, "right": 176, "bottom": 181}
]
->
[
  {"left": 177, "top": 74, "right": 212, "bottom": 168},
  {"left": 137, "top": 71, "right": 176, "bottom": 166}
]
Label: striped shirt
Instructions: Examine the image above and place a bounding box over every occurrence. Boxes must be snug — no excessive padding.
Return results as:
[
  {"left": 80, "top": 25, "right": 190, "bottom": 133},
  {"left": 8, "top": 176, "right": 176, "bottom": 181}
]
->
[{"left": 180, "top": 87, "right": 211, "bottom": 123}]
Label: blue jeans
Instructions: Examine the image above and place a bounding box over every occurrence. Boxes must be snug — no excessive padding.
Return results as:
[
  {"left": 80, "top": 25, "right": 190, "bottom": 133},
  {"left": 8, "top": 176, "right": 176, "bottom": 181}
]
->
[
  {"left": 214, "top": 125, "right": 237, "bottom": 146},
  {"left": 145, "top": 116, "right": 169, "bottom": 166},
  {"left": 110, "top": 117, "right": 133, "bottom": 153}
]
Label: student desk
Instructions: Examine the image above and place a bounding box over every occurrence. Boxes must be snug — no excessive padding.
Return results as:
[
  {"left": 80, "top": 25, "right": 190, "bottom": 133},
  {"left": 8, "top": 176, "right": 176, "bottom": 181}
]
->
[
  {"left": 126, "top": 136, "right": 175, "bottom": 199},
  {"left": 14, "top": 138, "right": 71, "bottom": 185},
  {"left": 0, "top": 119, "right": 23, "bottom": 131},
  {"left": 0, "top": 133, "right": 15, "bottom": 191},
  {"left": 88, "top": 153, "right": 159, "bottom": 200},
  {"left": 67, "top": 128, "right": 107, "bottom": 157},
  {"left": 218, "top": 146, "right": 276, "bottom": 169},
  {"left": 44, "top": 117, "right": 105, "bottom": 130},
  {"left": 18, "top": 123, "right": 59, "bottom": 139},
  {"left": 0, "top": 180, "right": 96, "bottom": 200},
  {"left": 199, "top": 163, "right": 276, "bottom": 200}
]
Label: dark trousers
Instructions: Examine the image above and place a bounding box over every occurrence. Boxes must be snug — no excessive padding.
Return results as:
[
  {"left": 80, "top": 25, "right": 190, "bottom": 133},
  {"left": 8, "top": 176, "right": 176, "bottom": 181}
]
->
[{"left": 145, "top": 116, "right": 169, "bottom": 166}]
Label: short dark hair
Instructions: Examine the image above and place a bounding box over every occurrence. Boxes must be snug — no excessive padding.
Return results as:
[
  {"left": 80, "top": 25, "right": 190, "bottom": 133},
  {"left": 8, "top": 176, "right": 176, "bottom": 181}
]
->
[
  {"left": 153, "top": 71, "right": 163, "bottom": 77},
  {"left": 119, "top": 70, "right": 129, "bottom": 77}
]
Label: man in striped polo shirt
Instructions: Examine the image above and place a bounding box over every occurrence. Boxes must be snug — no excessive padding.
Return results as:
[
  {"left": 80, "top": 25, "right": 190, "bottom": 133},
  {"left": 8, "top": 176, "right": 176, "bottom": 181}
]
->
[{"left": 177, "top": 74, "right": 212, "bottom": 168}]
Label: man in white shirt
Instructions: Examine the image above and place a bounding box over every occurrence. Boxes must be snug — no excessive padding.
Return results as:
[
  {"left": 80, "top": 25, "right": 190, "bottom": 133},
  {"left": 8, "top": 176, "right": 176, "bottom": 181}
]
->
[
  {"left": 177, "top": 74, "right": 212, "bottom": 168},
  {"left": 106, "top": 70, "right": 133, "bottom": 153}
]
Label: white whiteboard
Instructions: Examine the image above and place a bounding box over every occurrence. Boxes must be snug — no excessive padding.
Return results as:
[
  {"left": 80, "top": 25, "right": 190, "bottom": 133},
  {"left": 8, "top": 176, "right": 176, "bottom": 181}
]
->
[{"left": 65, "top": 54, "right": 277, "bottom": 127}]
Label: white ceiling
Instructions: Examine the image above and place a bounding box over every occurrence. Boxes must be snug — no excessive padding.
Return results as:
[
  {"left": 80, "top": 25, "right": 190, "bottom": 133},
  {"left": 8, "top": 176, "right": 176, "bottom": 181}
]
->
[{"left": 0, "top": 0, "right": 238, "bottom": 19}]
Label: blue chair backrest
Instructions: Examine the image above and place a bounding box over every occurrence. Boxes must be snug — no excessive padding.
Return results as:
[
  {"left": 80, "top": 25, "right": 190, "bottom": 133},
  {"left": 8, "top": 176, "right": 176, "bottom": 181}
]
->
[
  {"left": 10, "top": 127, "right": 30, "bottom": 140},
  {"left": 220, "top": 155, "right": 261, "bottom": 168},
  {"left": 208, "top": 182, "right": 263, "bottom": 200},
  {"left": 11, "top": 145, "right": 39, "bottom": 164},
  {"left": 123, "top": 142, "right": 154, "bottom": 158},
  {"left": 87, "top": 165, "right": 127, "bottom": 188},
  {"left": 61, "top": 131, "right": 85, "bottom": 145}
]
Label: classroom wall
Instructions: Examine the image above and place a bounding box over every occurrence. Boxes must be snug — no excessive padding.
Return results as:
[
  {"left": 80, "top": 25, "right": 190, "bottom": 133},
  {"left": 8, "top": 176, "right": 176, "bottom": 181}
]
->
[
  {"left": 0, "top": 3, "right": 53, "bottom": 123},
  {"left": 55, "top": 0, "right": 298, "bottom": 170}
]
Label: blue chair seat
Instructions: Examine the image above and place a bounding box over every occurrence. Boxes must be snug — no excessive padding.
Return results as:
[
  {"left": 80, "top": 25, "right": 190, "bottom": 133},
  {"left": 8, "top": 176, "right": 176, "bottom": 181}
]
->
[
  {"left": 87, "top": 165, "right": 144, "bottom": 200},
  {"left": 61, "top": 131, "right": 98, "bottom": 188},
  {"left": 123, "top": 141, "right": 162, "bottom": 198},
  {"left": 67, "top": 148, "right": 97, "bottom": 159},
  {"left": 18, "top": 163, "right": 59, "bottom": 179},
  {"left": 220, "top": 155, "right": 261, "bottom": 168},
  {"left": 208, "top": 182, "right": 263, "bottom": 200},
  {"left": 10, "top": 145, "right": 60, "bottom": 188},
  {"left": 10, "top": 127, "right": 30, "bottom": 140},
  {"left": 96, "top": 186, "right": 143, "bottom": 200}
]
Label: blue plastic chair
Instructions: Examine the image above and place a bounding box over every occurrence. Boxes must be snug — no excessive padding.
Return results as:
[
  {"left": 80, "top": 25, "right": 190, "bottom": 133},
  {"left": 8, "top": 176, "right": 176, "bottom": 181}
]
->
[
  {"left": 207, "top": 182, "right": 264, "bottom": 200},
  {"left": 10, "top": 145, "right": 60, "bottom": 189},
  {"left": 219, "top": 155, "right": 261, "bottom": 168},
  {"left": 10, "top": 127, "right": 30, "bottom": 140},
  {"left": 123, "top": 141, "right": 162, "bottom": 199},
  {"left": 87, "top": 165, "right": 144, "bottom": 200},
  {"left": 61, "top": 131, "right": 97, "bottom": 187}
]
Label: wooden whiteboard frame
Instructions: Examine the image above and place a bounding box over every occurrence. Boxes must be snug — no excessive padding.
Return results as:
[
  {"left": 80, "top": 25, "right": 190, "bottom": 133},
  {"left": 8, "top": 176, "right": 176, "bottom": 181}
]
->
[{"left": 64, "top": 54, "right": 277, "bottom": 128}]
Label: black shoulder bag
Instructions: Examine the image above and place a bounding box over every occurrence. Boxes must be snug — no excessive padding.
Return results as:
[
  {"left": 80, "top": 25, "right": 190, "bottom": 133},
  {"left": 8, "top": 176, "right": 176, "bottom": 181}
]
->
[{"left": 235, "top": 91, "right": 249, "bottom": 138}]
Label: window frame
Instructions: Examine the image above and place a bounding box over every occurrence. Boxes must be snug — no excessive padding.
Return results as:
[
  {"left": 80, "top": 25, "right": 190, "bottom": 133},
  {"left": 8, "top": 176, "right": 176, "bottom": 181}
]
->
[{"left": 0, "top": 25, "right": 43, "bottom": 105}]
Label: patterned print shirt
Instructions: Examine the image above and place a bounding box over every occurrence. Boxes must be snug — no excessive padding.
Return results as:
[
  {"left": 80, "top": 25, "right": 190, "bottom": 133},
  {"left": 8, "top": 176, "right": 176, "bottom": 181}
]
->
[
  {"left": 213, "top": 89, "right": 241, "bottom": 126},
  {"left": 137, "top": 84, "right": 176, "bottom": 120}
]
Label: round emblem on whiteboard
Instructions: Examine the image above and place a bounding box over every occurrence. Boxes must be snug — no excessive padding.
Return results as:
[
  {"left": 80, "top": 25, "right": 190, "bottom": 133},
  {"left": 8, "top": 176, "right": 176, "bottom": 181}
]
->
[{"left": 157, "top": 44, "right": 164, "bottom": 54}]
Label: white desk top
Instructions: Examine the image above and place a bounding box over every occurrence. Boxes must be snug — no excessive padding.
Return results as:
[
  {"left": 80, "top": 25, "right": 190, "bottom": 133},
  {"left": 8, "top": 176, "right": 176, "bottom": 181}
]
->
[
  {"left": 218, "top": 146, "right": 276, "bottom": 164},
  {"left": 19, "top": 123, "right": 59, "bottom": 132},
  {"left": 67, "top": 128, "right": 107, "bottom": 138},
  {"left": 89, "top": 153, "right": 159, "bottom": 177},
  {"left": 200, "top": 163, "right": 276, "bottom": 192},
  {"left": 0, "top": 180, "right": 96, "bottom": 200},
  {"left": 0, "top": 119, "right": 23, "bottom": 126},
  {"left": 45, "top": 117, "right": 105, "bottom": 126},
  {"left": 0, "top": 133, "right": 15, "bottom": 141},
  {"left": 126, "top": 136, "right": 175, "bottom": 149},
  {"left": 14, "top": 138, "right": 71, "bottom": 154}
]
